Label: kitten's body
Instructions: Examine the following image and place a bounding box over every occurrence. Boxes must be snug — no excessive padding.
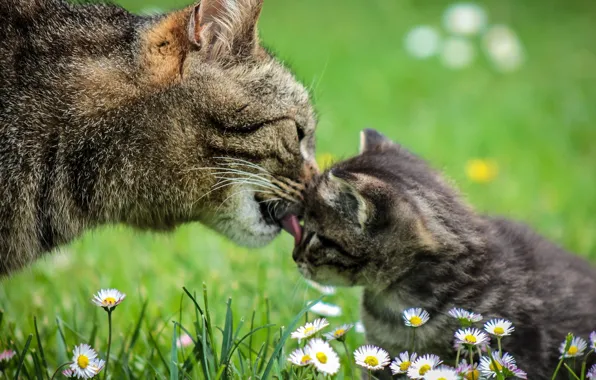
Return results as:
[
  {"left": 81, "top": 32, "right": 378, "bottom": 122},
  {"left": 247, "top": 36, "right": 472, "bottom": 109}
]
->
[
  {"left": 0, "top": 0, "right": 317, "bottom": 275},
  {"left": 292, "top": 129, "right": 596, "bottom": 379}
]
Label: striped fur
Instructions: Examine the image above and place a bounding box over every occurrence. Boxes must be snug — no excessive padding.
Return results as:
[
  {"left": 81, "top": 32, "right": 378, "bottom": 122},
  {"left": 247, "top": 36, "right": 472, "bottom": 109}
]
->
[
  {"left": 293, "top": 129, "right": 596, "bottom": 379},
  {"left": 0, "top": 0, "right": 317, "bottom": 275}
]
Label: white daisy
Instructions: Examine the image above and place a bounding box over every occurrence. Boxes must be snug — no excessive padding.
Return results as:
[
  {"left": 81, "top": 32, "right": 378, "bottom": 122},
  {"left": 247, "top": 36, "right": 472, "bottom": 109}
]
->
[
  {"left": 448, "top": 308, "right": 482, "bottom": 326},
  {"left": 390, "top": 351, "right": 418, "bottom": 375},
  {"left": 559, "top": 336, "right": 587, "bottom": 358},
  {"left": 478, "top": 352, "right": 516, "bottom": 378},
  {"left": 355, "top": 321, "right": 366, "bottom": 334},
  {"left": 590, "top": 331, "right": 596, "bottom": 349},
  {"left": 62, "top": 368, "right": 75, "bottom": 377},
  {"left": 455, "top": 360, "right": 479, "bottom": 380},
  {"left": 484, "top": 319, "right": 514, "bottom": 337},
  {"left": 354, "top": 345, "right": 391, "bottom": 371},
  {"left": 402, "top": 308, "right": 430, "bottom": 327},
  {"left": 454, "top": 328, "right": 490, "bottom": 346},
  {"left": 92, "top": 288, "right": 126, "bottom": 311},
  {"left": 324, "top": 324, "right": 353, "bottom": 341},
  {"left": 0, "top": 349, "right": 15, "bottom": 362},
  {"left": 508, "top": 366, "right": 528, "bottom": 379},
  {"left": 290, "top": 318, "right": 329, "bottom": 341},
  {"left": 407, "top": 354, "right": 442, "bottom": 379},
  {"left": 306, "top": 338, "right": 340, "bottom": 374},
  {"left": 70, "top": 344, "right": 104, "bottom": 379},
  {"left": 423, "top": 365, "right": 459, "bottom": 380},
  {"left": 308, "top": 300, "right": 342, "bottom": 317},
  {"left": 587, "top": 364, "right": 596, "bottom": 378},
  {"left": 287, "top": 347, "right": 312, "bottom": 367}
]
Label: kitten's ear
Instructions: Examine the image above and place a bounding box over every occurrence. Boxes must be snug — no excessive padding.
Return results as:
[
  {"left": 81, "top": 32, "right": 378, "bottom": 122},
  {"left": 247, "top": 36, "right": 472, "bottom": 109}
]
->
[
  {"left": 326, "top": 170, "right": 370, "bottom": 229},
  {"left": 189, "top": 0, "right": 263, "bottom": 59},
  {"left": 359, "top": 128, "right": 394, "bottom": 154}
]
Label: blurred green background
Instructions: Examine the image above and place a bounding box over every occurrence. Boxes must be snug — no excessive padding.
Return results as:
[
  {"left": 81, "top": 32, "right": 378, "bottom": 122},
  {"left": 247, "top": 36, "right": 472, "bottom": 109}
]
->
[{"left": 1, "top": 0, "right": 595, "bottom": 377}]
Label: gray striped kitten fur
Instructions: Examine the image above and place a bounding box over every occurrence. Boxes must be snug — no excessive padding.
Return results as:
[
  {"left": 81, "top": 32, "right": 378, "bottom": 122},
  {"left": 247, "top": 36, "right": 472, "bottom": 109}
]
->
[{"left": 292, "top": 129, "right": 596, "bottom": 379}]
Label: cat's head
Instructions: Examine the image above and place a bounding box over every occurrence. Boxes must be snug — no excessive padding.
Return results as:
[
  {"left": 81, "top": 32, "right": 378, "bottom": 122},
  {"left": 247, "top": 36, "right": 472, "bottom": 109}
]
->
[
  {"left": 133, "top": 0, "right": 317, "bottom": 246},
  {"left": 291, "top": 129, "right": 482, "bottom": 288}
]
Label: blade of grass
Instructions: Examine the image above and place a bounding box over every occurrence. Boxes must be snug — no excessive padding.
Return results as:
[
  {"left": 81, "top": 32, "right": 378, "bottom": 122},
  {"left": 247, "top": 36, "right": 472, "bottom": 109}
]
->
[
  {"left": 147, "top": 330, "right": 170, "bottom": 376},
  {"left": 55, "top": 317, "right": 69, "bottom": 363},
  {"left": 182, "top": 287, "right": 204, "bottom": 316},
  {"left": 219, "top": 298, "right": 233, "bottom": 369},
  {"left": 201, "top": 316, "right": 213, "bottom": 380},
  {"left": 33, "top": 317, "right": 49, "bottom": 379},
  {"left": 261, "top": 297, "right": 323, "bottom": 379},
  {"left": 170, "top": 324, "right": 179, "bottom": 380},
  {"left": 31, "top": 351, "right": 45, "bottom": 380},
  {"left": 248, "top": 310, "right": 255, "bottom": 371},
  {"left": 257, "top": 298, "right": 270, "bottom": 373},
  {"left": 15, "top": 334, "right": 33, "bottom": 379},
  {"left": 202, "top": 284, "right": 219, "bottom": 368}
]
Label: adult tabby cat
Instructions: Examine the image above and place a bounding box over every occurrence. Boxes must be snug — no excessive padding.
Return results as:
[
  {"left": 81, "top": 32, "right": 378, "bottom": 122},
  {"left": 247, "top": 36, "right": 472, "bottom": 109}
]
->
[
  {"left": 289, "top": 129, "right": 596, "bottom": 379},
  {"left": 0, "top": 0, "right": 317, "bottom": 275}
]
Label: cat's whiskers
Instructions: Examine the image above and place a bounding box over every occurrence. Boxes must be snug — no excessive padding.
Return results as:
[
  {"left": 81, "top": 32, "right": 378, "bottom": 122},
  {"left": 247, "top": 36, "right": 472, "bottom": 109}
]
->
[{"left": 214, "top": 188, "right": 277, "bottom": 215}]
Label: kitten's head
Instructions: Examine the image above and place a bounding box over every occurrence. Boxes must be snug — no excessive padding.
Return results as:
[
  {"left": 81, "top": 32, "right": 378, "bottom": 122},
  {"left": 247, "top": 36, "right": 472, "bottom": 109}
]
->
[
  {"left": 291, "top": 129, "right": 481, "bottom": 288},
  {"left": 133, "top": 0, "right": 317, "bottom": 245}
]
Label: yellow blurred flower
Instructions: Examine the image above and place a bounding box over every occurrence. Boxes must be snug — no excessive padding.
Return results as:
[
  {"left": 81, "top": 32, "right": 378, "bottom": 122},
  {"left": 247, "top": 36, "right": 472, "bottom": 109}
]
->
[
  {"left": 316, "top": 153, "right": 336, "bottom": 171},
  {"left": 465, "top": 159, "right": 498, "bottom": 183}
]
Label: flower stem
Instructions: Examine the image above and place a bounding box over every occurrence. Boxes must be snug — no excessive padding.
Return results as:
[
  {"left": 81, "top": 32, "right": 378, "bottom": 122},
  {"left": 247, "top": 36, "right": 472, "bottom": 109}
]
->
[
  {"left": 410, "top": 328, "right": 416, "bottom": 352},
  {"left": 341, "top": 340, "right": 355, "bottom": 380},
  {"left": 50, "top": 362, "right": 72, "bottom": 380},
  {"left": 563, "top": 363, "right": 581, "bottom": 380},
  {"left": 497, "top": 337, "right": 502, "bottom": 356},
  {"left": 469, "top": 349, "right": 475, "bottom": 380},
  {"left": 455, "top": 347, "right": 462, "bottom": 367},
  {"left": 581, "top": 350, "right": 593, "bottom": 379},
  {"left": 103, "top": 310, "right": 113, "bottom": 380},
  {"left": 552, "top": 359, "right": 566, "bottom": 380}
]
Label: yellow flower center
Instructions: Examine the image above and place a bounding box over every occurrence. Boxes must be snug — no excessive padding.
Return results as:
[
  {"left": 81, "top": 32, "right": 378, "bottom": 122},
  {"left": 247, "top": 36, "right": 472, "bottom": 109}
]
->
[
  {"left": 568, "top": 346, "right": 578, "bottom": 355},
  {"left": 301, "top": 354, "right": 311, "bottom": 364},
  {"left": 464, "top": 334, "right": 477, "bottom": 344},
  {"left": 316, "top": 352, "right": 328, "bottom": 364},
  {"left": 409, "top": 316, "right": 423, "bottom": 326},
  {"left": 465, "top": 159, "right": 498, "bottom": 183},
  {"left": 494, "top": 327, "right": 505, "bottom": 335},
  {"left": 438, "top": 378, "right": 447, "bottom": 380},
  {"left": 104, "top": 297, "right": 117, "bottom": 305},
  {"left": 364, "top": 356, "right": 379, "bottom": 367},
  {"left": 334, "top": 329, "right": 345, "bottom": 337},
  {"left": 489, "top": 362, "right": 503, "bottom": 371},
  {"left": 399, "top": 361, "right": 411, "bottom": 371},
  {"left": 303, "top": 326, "right": 314, "bottom": 335},
  {"left": 419, "top": 364, "right": 431, "bottom": 375},
  {"left": 466, "top": 369, "right": 480, "bottom": 380},
  {"left": 77, "top": 355, "right": 89, "bottom": 369}
]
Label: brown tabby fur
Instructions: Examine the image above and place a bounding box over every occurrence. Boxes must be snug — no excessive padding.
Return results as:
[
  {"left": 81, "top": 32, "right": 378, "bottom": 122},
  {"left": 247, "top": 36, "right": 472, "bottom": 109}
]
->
[
  {"left": 0, "top": 0, "right": 318, "bottom": 275},
  {"left": 293, "top": 129, "right": 596, "bottom": 379}
]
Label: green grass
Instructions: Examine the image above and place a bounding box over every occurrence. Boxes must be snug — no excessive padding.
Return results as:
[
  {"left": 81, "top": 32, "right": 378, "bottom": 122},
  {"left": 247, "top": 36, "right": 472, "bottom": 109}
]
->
[{"left": 1, "top": 0, "right": 596, "bottom": 378}]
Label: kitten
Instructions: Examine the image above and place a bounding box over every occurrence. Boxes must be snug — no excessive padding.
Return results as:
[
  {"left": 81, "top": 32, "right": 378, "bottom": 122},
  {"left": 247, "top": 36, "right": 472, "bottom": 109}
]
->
[
  {"left": 288, "top": 129, "right": 596, "bottom": 379},
  {"left": 0, "top": 0, "right": 317, "bottom": 275}
]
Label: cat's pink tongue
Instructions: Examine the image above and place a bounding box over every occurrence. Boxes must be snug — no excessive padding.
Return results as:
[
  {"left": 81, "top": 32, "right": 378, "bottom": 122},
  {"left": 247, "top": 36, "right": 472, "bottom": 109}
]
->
[{"left": 281, "top": 214, "right": 302, "bottom": 245}]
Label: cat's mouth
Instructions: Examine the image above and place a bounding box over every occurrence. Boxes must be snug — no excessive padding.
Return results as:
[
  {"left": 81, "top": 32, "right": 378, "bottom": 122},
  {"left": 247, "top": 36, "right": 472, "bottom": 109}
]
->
[
  {"left": 255, "top": 196, "right": 303, "bottom": 244},
  {"left": 281, "top": 214, "right": 303, "bottom": 245}
]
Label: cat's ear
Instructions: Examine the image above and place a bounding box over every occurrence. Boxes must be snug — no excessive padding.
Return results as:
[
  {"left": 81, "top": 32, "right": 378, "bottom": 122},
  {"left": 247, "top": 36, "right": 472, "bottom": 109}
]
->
[
  {"left": 359, "top": 128, "right": 394, "bottom": 154},
  {"left": 326, "top": 170, "right": 370, "bottom": 229},
  {"left": 189, "top": 0, "right": 263, "bottom": 59}
]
